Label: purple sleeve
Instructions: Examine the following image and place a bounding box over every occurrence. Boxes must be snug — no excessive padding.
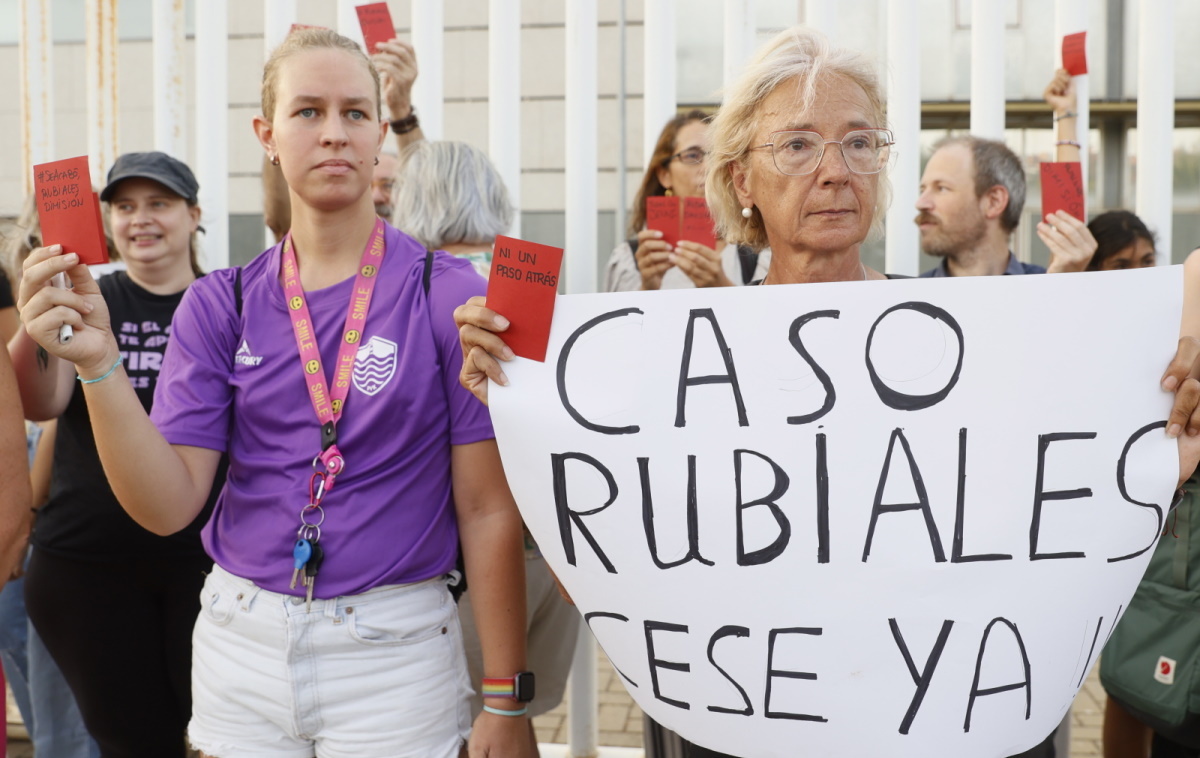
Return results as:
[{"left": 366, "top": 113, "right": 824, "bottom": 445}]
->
[
  {"left": 149, "top": 270, "right": 239, "bottom": 452},
  {"left": 427, "top": 254, "right": 495, "bottom": 445}
]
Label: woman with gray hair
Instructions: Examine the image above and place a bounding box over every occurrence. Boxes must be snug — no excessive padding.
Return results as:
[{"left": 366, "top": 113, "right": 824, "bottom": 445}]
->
[
  {"left": 391, "top": 140, "right": 514, "bottom": 278},
  {"left": 451, "top": 24, "right": 1200, "bottom": 758}
]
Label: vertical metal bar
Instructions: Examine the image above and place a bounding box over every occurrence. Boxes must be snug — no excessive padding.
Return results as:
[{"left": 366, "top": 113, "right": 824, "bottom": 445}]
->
[
  {"left": 566, "top": 0, "right": 598, "bottom": 302},
  {"left": 87, "top": 0, "right": 120, "bottom": 185},
  {"left": 1135, "top": 0, "right": 1175, "bottom": 263},
  {"left": 337, "top": 0, "right": 361, "bottom": 46},
  {"left": 802, "top": 0, "right": 836, "bottom": 42},
  {"left": 1055, "top": 0, "right": 1089, "bottom": 215},
  {"left": 153, "top": 0, "right": 187, "bottom": 158},
  {"left": 196, "top": 0, "right": 229, "bottom": 269},
  {"left": 411, "top": 0, "right": 444, "bottom": 139},
  {"left": 489, "top": 0, "right": 521, "bottom": 238},
  {"left": 19, "top": 0, "right": 54, "bottom": 198},
  {"left": 885, "top": 0, "right": 920, "bottom": 277},
  {"left": 567, "top": 621, "right": 599, "bottom": 758},
  {"left": 263, "top": 0, "right": 296, "bottom": 249},
  {"left": 723, "top": 0, "right": 756, "bottom": 90},
  {"left": 616, "top": 0, "right": 627, "bottom": 248},
  {"left": 642, "top": 0, "right": 675, "bottom": 166},
  {"left": 263, "top": 0, "right": 296, "bottom": 57},
  {"left": 969, "top": 0, "right": 1005, "bottom": 140}
]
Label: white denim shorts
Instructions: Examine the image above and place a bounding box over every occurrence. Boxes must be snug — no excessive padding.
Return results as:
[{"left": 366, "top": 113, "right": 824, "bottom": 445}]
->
[{"left": 188, "top": 564, "right": 472, "bottom": 758}]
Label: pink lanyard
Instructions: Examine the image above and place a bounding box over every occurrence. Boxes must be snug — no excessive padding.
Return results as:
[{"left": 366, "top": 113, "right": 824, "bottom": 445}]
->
[{"left": 280, "top": 217, "right": 386, "bottom": 495}]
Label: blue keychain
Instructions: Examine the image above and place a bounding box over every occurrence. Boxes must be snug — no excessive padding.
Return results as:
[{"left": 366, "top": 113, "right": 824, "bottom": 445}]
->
[{"left": 290, "top": 538, "right": 313, "bottom": 590}]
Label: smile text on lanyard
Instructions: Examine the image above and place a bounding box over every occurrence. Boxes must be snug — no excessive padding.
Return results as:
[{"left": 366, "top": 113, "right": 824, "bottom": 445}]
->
[{"left": 281, "top": 217, "right": 386, "bottom": 606}]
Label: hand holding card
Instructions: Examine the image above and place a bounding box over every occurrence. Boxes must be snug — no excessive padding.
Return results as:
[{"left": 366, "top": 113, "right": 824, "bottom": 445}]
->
[
  {"left": 485, "top": 236, "right": 564, "bottom": 363},
  {"left": 33, "top": 155, "right": 109, "bottom": 343}
]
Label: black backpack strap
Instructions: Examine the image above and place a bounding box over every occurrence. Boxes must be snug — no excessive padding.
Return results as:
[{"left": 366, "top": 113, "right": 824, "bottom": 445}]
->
[
  {"left": 420, "top": 248, "right": 468, "bottom": 600},
  {"left": 737, "top": 244, "right": 759, "bottom": 285},
  {"left": 423, "top": 249, "right": 435, "bottom": 295},
  {"left": 234, "top": 265, "right": 243, "bottom": 317}
]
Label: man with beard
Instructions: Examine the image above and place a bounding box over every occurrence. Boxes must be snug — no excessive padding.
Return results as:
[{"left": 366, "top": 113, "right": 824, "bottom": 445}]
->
[{"left": 915, "top": 135, "right": 1092, "bottom": 276}]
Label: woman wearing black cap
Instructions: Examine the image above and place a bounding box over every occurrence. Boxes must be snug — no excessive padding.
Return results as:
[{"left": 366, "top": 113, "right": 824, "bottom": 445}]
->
[{"left": 8, "top": 151, "right": 217, "bottom": 757}]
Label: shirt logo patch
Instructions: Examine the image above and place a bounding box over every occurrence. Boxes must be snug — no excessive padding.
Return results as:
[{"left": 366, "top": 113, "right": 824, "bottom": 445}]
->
[
  {"left": 352, "top": 336, "right": 397, "bottom": 396},
  {"left": 235, "top": 339, "right": 264, "bottom": 367}
]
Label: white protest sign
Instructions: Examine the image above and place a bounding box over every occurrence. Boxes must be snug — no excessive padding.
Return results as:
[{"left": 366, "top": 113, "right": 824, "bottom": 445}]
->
[{"left": 489, "top": 266, "right": 1183, "bottom": 758}]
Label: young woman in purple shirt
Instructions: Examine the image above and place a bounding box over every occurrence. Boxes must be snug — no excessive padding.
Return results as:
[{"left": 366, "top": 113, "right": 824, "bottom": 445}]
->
[{"left": 17, "top": 28, "right": 531, "bottom": 758}]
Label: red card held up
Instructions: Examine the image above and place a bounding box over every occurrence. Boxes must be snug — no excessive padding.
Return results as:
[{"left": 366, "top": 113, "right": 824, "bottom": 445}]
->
[
  {"left": 356, "top": 2, "right": 396, "bottom": 53},
  {"left": 33, "top": 156, "right": 109, "bottom": 266},
  {"left": 1040, "top": 162, "right": 1084, "bottom": 223},
  {"left": 681, "top": 197, "right": 717, "bottom": 249},
  {"left": 646, "top": 196, "right": 681, "bottom": 247},
  {"left": 1062, "top": 31, "right": 1087, "bottom": 76},
  {"left": 485, "top": 236, "right": 564, "bottom": 363}
]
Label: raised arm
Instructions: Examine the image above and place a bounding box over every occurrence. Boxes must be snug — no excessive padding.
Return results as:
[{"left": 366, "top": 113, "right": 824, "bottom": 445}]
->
[
  {"left": 1044, "top": 68, "right": 1080, "bottom": 163},
  {"left": 373, "top": 39, "right": 425, "bottom": 152},
  {"left": 17, "top": 245, "right": 219, "bottom": 534}
]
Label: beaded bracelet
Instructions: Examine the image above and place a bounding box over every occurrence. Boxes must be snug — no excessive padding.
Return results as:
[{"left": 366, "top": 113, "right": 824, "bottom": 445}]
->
[
  {"left": 1055, "top": 139, "right": 1082, "bottom": 149},
  {"left": 482, "top": 705, "right": 529, "bottom": 717},
  {"left": 1053, "top": 111, "right": 1078, "bottom": 122},
  {"left": 78, "top": 356, "right": 123, "bottom": 385}
]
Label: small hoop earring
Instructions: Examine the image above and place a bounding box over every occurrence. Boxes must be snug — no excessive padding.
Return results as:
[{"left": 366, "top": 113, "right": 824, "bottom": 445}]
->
[
  {"left": 270, "top": 154, "right": 279, "bottom": 166},
  {"left": 374, "top": 156, "right": 380, "bottom": 166},
  {"left": 741, "top": 206, "right": 753, "bottom": 219}
]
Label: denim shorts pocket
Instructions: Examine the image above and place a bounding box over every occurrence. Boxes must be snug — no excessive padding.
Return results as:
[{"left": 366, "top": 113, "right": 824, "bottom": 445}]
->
[{"left": 346, "top": 584, "right": 454, "bottom": 647}]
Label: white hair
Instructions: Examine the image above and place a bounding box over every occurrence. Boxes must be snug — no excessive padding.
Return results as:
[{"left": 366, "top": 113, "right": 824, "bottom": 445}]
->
[{"left": 391, "top": 141, "right": 514, "bottom": 250}]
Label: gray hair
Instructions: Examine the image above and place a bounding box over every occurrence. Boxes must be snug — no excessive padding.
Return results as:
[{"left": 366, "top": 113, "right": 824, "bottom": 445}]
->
[
  {"left": 706, "top": 25, "right": 890, "bottom": 252},
  {"left": 391, "top": 141, "right": 514, "bottom": 250},
  {"left": 933, "top": 135, "right": 1026, "bottom": 232}
]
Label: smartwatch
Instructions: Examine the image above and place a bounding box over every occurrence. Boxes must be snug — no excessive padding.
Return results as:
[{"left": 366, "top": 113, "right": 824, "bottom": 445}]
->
[{"left": 481, "top": 672, "right": 536, "bottom": 703}]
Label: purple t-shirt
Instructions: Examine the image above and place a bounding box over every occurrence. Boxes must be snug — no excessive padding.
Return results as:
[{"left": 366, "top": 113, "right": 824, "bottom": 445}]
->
[{"left": 151, "top": 224, "right": 494, "bottom": 597}]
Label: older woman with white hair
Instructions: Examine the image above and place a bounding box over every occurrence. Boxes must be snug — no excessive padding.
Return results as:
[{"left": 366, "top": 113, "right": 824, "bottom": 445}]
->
[
  {"left": 391, "top": 140, "right": 513, "bottom": 278},
  {"left": 451, "top": 25, "right": 1200, "bottom": 758}
]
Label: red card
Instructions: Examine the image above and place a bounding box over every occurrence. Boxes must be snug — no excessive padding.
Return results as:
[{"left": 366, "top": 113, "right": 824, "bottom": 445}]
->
[
  {"left": 485, "top": 236, "right": 564, "bottom": 363},
  {"left": 646, "top": 196, "right": 681, "bottom": 247},
  {"left": 681, "top": 197, "right": 718, "bottom": 249},
  {"left": 289, "top": 23, "right": 324, "bottom": 34},
  {"left": 33, "top": 156, "right": 109, "bottom": 266},
  {"left": 1062, "top": 32, "right": 1087, "bottom": 76},
  {"left": 1040, "top": 162, "right": 1084, "bottom": 223},
  {"left": 356, "top": 2, "right": 395, "bottom": 53}
]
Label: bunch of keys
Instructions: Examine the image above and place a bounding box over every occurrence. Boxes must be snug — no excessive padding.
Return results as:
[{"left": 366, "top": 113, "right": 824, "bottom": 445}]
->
[{"left": 290, "top": 505, "right": 326, "bottom": 610}]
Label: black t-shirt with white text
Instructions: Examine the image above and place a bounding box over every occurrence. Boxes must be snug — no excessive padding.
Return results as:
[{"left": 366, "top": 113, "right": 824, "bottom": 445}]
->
[{"left": 34, "top": 271, "right": 215, "bottom": 561}]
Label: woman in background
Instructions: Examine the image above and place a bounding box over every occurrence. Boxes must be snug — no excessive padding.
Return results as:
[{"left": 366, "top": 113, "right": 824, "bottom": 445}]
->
[{"left": 605, "top": 110, "right": 769, "bottom": 292}]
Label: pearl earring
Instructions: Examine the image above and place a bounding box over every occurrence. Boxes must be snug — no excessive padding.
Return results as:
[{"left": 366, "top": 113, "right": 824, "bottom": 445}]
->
[{"left": 741, "top": 206, "right": 753, "bottom": 219}]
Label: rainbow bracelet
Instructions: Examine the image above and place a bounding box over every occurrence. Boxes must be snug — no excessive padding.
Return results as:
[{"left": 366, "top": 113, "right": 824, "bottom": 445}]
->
[{"left": 481, "top": 678, "right": 518, "bottom": 699}]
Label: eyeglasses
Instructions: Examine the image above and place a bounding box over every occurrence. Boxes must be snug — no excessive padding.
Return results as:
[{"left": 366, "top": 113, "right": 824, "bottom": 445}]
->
[
  {"left": 668, "top": 147, "right": 707, "bottom": 166},
  {"left": 750, "top": 128, "right": 894, "bottom": 176}
]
